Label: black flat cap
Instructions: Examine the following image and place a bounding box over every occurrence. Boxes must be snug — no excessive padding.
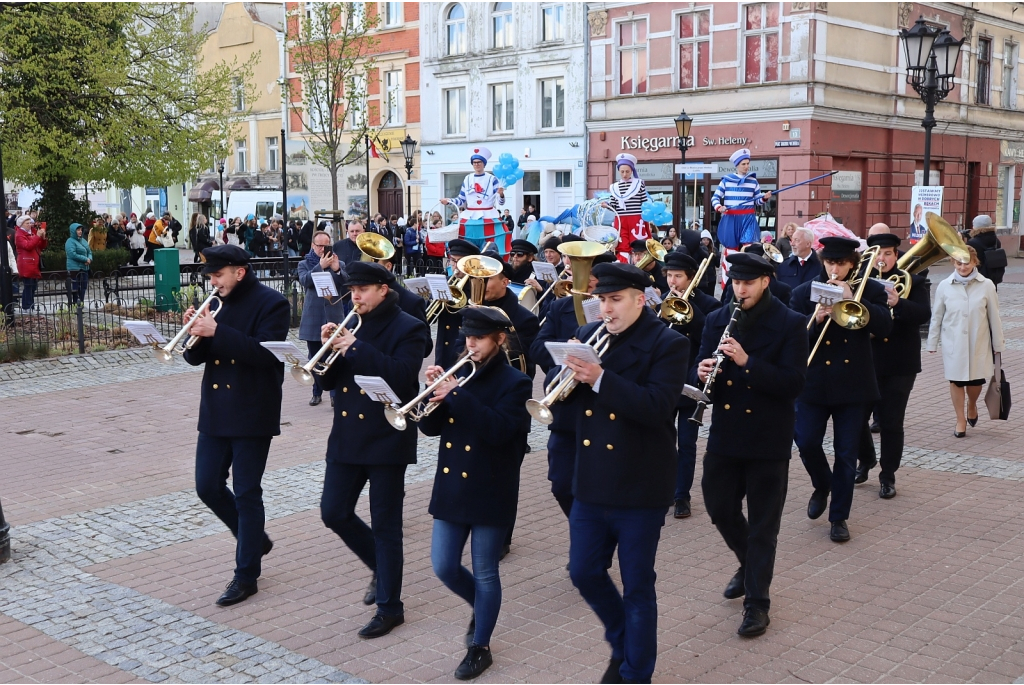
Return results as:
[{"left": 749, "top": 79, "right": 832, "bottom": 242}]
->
[
  {"left": 630, "top": 239, "right": 649, "bottom": 252},
  {"left": 499, "top": 260, "right": 515, "bottom": 280},
  {"left": 742, "top": 243, "right": 767, "bottom": 258},
  {"left": 725, "top": 252, "right": 774, "bottom": 280},
  {"left": 542, "top": 236, "right": 562, "bottom": 252},
  {"left": 592, "top": 262, "right": 650, "bottom": 294},
  {"left": 664, "top": 252, "right": 698, "bottom": 272},
  {"left": 819, "top": 236, "right": 860, "bottom": 261},
  {"left": 560, "top": 233, "right": 584, "bottom": 244},
  {"left": 345, "top": 261, "right": 395, "bottom": 286},
  {"left": 866, "top": 233, "right": 901, "bottom": 249},
  {"left": 201, "top": 244, "right": 250, "bottom": 274},
  {"left": 592, "top": 252, "right": 616, "bottom": 266},
  {"left": 461, "top": 307, "right": 513, "bottom": 337},
  {"left": 447, "top": 239, "right": 480, "bottom": 257},
  {"left": 510, "top": 239, "right": 538, "bottom": 255}
]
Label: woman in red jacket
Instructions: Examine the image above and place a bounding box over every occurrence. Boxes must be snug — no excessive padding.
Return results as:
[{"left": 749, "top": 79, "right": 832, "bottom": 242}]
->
[{"left": 14, "top": 214, "right": 47, "bottom": 311}]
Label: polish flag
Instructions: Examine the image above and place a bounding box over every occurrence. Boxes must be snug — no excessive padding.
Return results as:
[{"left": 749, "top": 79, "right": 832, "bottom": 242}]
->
[{"left": 369, "top": 139, "right": 382, "bottom": 158}]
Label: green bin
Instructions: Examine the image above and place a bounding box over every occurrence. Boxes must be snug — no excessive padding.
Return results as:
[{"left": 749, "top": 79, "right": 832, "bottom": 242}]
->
[{"left": 154, "top": 248, "right": 181, "bottom": 312}]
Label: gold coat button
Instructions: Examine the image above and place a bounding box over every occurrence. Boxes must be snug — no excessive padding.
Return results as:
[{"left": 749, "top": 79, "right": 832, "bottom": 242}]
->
[
  {"left": 845, "top": 359, "right": 849, "bottom": 364},
  {"left": 360, "top": 389, "right": 366, "bottom": 395},
  {"left": 231, "top": 360, "right": 236, "bottom": 364},
  {"left": 443, "top": 467, "right": 449, "bottom": 474},
  {"left": 583, "top": 439, "right": 591, "bottom": 446},
  {"left": 825, "top": 361, "right": 831, "bottom": 366},
  {"left": 585, "top": 410, "right": 593, "bottom": 417},
  {"left": 446, "top": 442, "right": 452, "bottom": 448},
  {"left": 609, "top": 413, "right": 616, "bottom": 420},
  {"left": 449, "top": 417, "right": 455, "bottom": 424},
  {"left": 825, "top": 341, "right": 831, "bottom": 346},
  {"left": 342, "top": 411, "right": 348, "bottom": 417},
  {"left": 445, "top": 342, "right": 449, "bottom": 346},
  {"left": 844, "top": 338, "right": 848, "bottom": 343},
  {"left": 358, "top": 413, "right": 365, "bottom": 419},
  {"left": 606, "top": 444, "right": 614, "bottom": 450},
  {"left": 462, "top": 472, "right": 468, "bottom": 478},
  {"left": 883, "top": 338, "right": 889, "bottom": 342},
  {"left": 746, "top": 409, "right": 752, "bottom": 414},
  {"left": 212, "top": 384, "right": 219, "bottom": 389},
  {"left": 214, "top": 360, "right": 220, "bottom": 365},
  {"left": 342, "top": 387, "right": 348, "bottom": 392},
  {"left": 723, "top": 403, "right": 730, "bottom": 410},
  {"left": 464, "top": 445, "right": 471, "bottom": 452},
  {"left": 745, "top": 369, "right": 750, "bottom": 374},
  {"left": 226, "top": 385, "right": 231, "bottom": 389},
  {"left": 446, "top": 325, "right": 451, "bottom": 330},
  {"left": 726, "top": 380, "right": 733, "bottom": 386}
]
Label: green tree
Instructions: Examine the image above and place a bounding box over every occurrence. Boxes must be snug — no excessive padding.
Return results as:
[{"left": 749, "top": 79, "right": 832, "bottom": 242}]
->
[{"left": 0, "top": 2, "right": 252, "bottom": 245}]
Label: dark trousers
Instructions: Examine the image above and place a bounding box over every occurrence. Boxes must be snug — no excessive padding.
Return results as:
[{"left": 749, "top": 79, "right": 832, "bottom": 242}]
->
[
  {"left": 20, "top": 277, "right": 37, "bottom": 310},
  {"left": 701, "top": 452, "right": 788, "bottom": 612},
  {"left": 795, "top": 401, "right": 866, "bottom": 522},
  {"left": 320, "top": 461, "right": 407, "bottom": 616},
  {"left": 305, "top": 340, "right": 336, "bottom": 400},
  {"left": 431, "top": 519, "right": 506, "bottom": 647},
  {"left": 130, "top": 247, "right": 145, "bottom": 266},
  {"left": 859, "top": 374, "right": 916, "bottom": 485},
  {"left": 547, "top": 429, "right": 575, "bottom": 519},
  {"left": 675, "top": 410, "right": 700, "bottom": 502},
  {"left": 67, "top": 270, "right": 89, "bottom": 304},
  {"left": 144, "top": 242, "right": 156, "bottom": 262},
  {"left": 194, "top": 433, "right": 273, "bottom": 584},
  {"left": 569, "top": 500, "right": 666, "bottom": 684}
]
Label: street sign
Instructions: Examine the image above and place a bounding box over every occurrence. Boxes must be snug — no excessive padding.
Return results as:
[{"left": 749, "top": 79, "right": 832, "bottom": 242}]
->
[
  {"left": 675, "top": 163, "right": 717, "bottom": 174},
  {"left": 406, "top": 179, "right": 428, "bottom": 187}
]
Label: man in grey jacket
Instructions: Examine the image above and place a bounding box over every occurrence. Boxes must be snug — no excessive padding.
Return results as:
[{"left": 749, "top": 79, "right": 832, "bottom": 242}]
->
[{"left": 297, "top": 230, "right": 347, "bottom": 406}]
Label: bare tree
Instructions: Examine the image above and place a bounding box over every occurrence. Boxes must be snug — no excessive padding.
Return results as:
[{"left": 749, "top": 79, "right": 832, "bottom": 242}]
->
[{"left": 286, "top": 2, "right": 385, "bottom": 210}]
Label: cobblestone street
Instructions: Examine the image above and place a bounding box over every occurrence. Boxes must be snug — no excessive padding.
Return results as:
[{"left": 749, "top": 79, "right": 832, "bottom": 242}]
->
[{"left": 2, "top": 265, "right": 1024, "bottom": 683}]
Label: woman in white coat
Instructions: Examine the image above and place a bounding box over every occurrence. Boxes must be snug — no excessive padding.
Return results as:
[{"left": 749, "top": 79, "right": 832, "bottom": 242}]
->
[{"left": 926, "top": 246, "right": 1005, "bottom": 437}]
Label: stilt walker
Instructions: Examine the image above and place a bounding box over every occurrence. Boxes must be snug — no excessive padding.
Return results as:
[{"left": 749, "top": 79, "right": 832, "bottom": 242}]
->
[
  {"left": 603, "top": 153, "right": 651, "bottom": 264},
  {"left": 442, "top": 147, "right": 511, "bottom": 257},
  {"left": 713, "top": 149, "right": 771, "bottom": 287}
]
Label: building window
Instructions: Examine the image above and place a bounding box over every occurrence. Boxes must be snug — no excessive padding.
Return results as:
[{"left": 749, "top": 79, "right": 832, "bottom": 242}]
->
[
  {"left": 232, "top": 77, "right": 245, "bottom": 111},
  {"left": 617, "top": 19, "right": 648, "bottom": 96},
  {"left": 542, "top": 4, "right": 565, "bottom": 42},
  {"left": 977, "top": 37, "right": 992, "bottom": 105},
  {"left": 446, "top": 4, "right": 467, "bottom": 56},
  {"left": 743, "top": 3, "right": 780, "bottom": 84},
  {"left": 678, "top": 10, "right": 711, "bottom": 90},
  {"left": 444, "top": 87, "right": 467, "bottom": 135},
  {"left": 491, "top": 82, "right": 514, "bottom": 133},
  {"left": 1003, "top": 41, "right": 1019, "bottom": 109},
  {"left": 308, "top": 78, "right": 331, "bottom": 132},
  {"left": 383, "top": 2, "right": 402, "bottom": 28},
  {"left": 540, "top": 77, "right": 564, "bottom": 129},
  {"left": 493, "top": 2, "right": 513, "bottom": 49},
  {"left": 348, "top": 2, "right": 365, "bottom": 30},
  {"left": 349, "top": 73, "right": 367, "bottom": 129},
  {"left": 235, "top": 138, "right": 248, "bottom": 173},
  {"left": 385, "top": 69, "right": 403, "bottom": 125},
  {"left": 555, "top": 171, "right": 572, "bottom": 188},
  {"left": 996, "top": 164, "right": 1015, "bottom": 227},
  {"left": 266, "top": 137, "right": 279, "bottom": 172}
]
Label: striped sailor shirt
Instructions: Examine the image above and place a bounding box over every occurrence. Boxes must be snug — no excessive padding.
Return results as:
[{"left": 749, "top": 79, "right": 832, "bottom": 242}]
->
[
  {"left": 711, "top": 173, "right": 764, "bottom": 211},
  {"left": 609, "top": 178, "right": 650, "bottom": 215}
]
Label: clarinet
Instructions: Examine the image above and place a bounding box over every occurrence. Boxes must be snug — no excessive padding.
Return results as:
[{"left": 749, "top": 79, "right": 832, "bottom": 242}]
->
[{"left": 689, "top": 298, "right": 744, "bottom": 426}]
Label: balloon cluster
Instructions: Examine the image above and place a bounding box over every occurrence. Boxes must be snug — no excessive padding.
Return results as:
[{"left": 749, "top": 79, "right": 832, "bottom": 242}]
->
[
  {"left": 493, "top": 153, "right": 525, "bottom": 188},
  {"left": 641, "top": 201, "right": 673, "bottom": 226}
]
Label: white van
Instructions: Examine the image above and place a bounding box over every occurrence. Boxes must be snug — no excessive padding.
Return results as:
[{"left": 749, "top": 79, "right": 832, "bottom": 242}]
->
[{"left": 225, "top": 191, "right": 285, "bottom": 224}]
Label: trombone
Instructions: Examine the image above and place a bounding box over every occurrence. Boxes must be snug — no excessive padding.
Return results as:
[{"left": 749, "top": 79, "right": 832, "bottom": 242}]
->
[
  {"left": 807, "top": 246, "right": 880, "bottom": 365},
  {"left": 155, "top": 292, "right": 221, "bottom": 362},
  {"left": 526, "top": 318, "right": 613, "bottom": 424},
  {"left": 660, "top": 253, "right": 713, "bottom": 326},
  {"left": 291, "top": 305, "right": 363, "bottom": 385},
  {"left": 384, "top": 353, "right": 477, "bottom": 431}
]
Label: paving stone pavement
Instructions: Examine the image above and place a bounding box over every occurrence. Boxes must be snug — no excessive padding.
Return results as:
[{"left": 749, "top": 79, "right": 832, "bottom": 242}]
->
[{"left": 2, "top": 262, "right": 1024, "bottom": 683}]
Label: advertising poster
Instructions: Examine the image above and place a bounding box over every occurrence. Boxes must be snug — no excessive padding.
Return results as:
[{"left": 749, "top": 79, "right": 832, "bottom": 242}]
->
[{"left": 909, "top": 185, "right": 943, "bottom": 240}]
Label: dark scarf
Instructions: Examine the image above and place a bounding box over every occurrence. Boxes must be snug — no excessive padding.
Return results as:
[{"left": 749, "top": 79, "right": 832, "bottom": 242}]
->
[{"left": 732, "top": 288, "right": 773, "bottom": 339}]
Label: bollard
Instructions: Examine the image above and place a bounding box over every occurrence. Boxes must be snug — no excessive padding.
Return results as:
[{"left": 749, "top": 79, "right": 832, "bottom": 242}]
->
[{"left": 76, "top": 303, "right": 86, "bottom": 354}]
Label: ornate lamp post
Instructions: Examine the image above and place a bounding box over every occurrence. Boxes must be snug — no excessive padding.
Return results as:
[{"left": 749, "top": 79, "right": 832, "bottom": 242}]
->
[
  {"left": 900, "top": 17, "right": 964, "bottom": 186},
  {"left": 217, "top": 162, "right": 225, "bottom": 218},
  {"left": 674, "top": 110, "right": 694, "bottom": 230},
  {"left": 400, "top": 134, "right": 417, "bottom": 221}
]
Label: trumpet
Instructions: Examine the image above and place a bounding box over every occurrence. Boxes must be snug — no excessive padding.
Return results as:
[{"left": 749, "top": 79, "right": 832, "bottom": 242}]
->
[
  {"left": 660, "top": 253, "right": 713, "bottom": 326},
  {"left": 526, "top": 318, "right": 613, "bottom": 425},
  {"left": 155, "top": 292, "right": 221, "bottom": 362},
  {"left": 384, "top": 354, "right": 477, "bottom": 431},
  {"left": 808, "top": 246, "right": 880, "bottom": 366},
  {"left": 291, "top": 306, "right": 363, "bottom": 385}
]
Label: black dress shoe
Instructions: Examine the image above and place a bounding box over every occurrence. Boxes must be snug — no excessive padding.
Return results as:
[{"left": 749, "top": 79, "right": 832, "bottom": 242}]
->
[
  {"left": 829, "top": 520, "right": 850, "bottom": 542},
  {"left": 215, "top": 579, "right": 258, "bottom": 606},
  {"left": 879, "top": 483, "right": 896, "bottom": 499},
  {"left": 499, "top": 544, "right": 511, "bottom": 561},
  {"left": 454, "top": 645, "right": 493, "bottom": 680},
  {"left": 673, "top": 499, "right": 691, "bottom": 519},
  {"left": 600, "top": 657, "right": 624, "bottom": 684},
  {"left": 737, "top": 607, "right": 770, "bottom": 637},
  {"left": 723, "top": 568, "right": 745, "bottom": 599},
  {"left": 358, "top": 612, "right": 404, "bottom": 639},
  {"left": 855, "top": 459, "right": 876, "bottom": 484},
  {"left": 465, "top": 613, "right": 476, "bottom": 649},
  {"left": 807, "top": 490, "right": 828, "bottom": 520},
  {"left": 262, "top": 536, "right": 274, "bottom": 556},
  {"left": 953, "top": 428, "right": 966, "bottom": 438},
  {"left": 363, "top": 573, "right": 377, "bottom": 606},
  {"left": 309, "top": 395, "right": 322, "bottom": 406},
  {"left": 869, "top": 421, "right": 880, "bottom": 434},
  {"left": 967, "top": 414, "right": 979, "bottom": 427}
]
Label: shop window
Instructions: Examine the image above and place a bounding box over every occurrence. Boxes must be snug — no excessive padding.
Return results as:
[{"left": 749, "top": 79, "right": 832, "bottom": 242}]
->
[
  {"left": 1003, "top": 41, "right": 1019, "bottom": 109},
  {"left": 491, "top": 82, "right": 514, "bottom": 133},
  {"left": 977, "top": 37, "right": 992, "bottom": 105},
  {"left": 446, "top": 4, "right": 467, "bottom": 56},
  {"left": 493, "top": 2, "right": 513, "bottom": 49},
  {"left": 678, "top": 10, "right": 711, "bottom": 90},
  {"left": 743, "top": 3, "right": 780, "bottom": 85},
  {"left": 618, "top": 19, "right": 648, "bottom": 95}
]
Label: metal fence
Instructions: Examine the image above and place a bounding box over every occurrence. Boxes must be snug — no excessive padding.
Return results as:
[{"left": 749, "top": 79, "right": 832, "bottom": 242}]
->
[{"left": 0, "top": 253, "right": 446, "bottom": 363}]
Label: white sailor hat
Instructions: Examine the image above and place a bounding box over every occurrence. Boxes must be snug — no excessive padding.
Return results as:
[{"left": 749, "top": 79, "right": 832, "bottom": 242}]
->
[
  {"left": 470, "top": 146, "right": 492, "bottom": 164},
  {"left": 730, "top": 148, "right": 751, "bottom": 166},
  {"left": 615, "top": 153, "right": 638, "bottom": 171}
]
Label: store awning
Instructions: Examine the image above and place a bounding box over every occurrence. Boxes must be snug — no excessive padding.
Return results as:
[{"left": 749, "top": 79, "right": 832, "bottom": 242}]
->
[
  {"left": 187, "top": 179, "right": 219, "bottom": 203},
  {"left": 228, "top": 178, "right": 251, "bottom": 191}
]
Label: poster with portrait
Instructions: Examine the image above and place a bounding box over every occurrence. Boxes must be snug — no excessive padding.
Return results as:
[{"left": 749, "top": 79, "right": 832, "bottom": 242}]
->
[{"left": 909, "top": 186, "right": 943, "bottom": 241}]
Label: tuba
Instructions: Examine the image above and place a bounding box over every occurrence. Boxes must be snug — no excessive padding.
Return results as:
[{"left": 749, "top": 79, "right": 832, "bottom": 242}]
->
[
  {"left": 897, "top": 212, "right": 970, "bottom": 275},
  {"left": 660, "top": 253, "right": 713, "bottom": 326},
  {"left": 356, "top": 231, "right": 396, "bottom": 263},
  {"left": 558, "top": 241, "right": 609, "bottom": 326},
  {"left": 633, "top": 238, "right": 667, "bottom": 272}
]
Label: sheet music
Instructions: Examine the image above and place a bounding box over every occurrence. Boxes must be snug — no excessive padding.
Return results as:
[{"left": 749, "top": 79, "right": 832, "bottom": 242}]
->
[
  {"left": 122, "top": 320, "right": 168, "bottom": 345},
  {"left": 644, "top": 286, "right": 663, "bottom": 305},
  {"left": 310, "top": 271, "right": 339, "bottom": 298},
  {"left": 582, "top": 298, "right": 603, "bottom": 324},
  {"left": 259, "top": 341, "right": 307, "bottom": 367},
  {"left": 545, "top": 341, "right": 603, "bottom": 367},
  {"left": 354, "top": 375, "right": 402, "bottom": 404},
  {"left": 425, "top": 274, "right": 453, "bottom": 302},
  {"left": 871, "top": 277, "right": 896, "bottom": 293},
  {"left": 810, "top": 282, "right": 844, "bottom": 305},
  {"left": 532, "top": 262, "right": 558, "bottom": 284},
  {"left": 404, "top": 277, "right": 433, "bottom": 301}
]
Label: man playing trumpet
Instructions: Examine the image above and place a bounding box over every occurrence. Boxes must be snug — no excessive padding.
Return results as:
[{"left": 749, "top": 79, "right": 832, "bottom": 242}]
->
[{"left": 182, "top": 245, "right": 290, "bottom": 607}]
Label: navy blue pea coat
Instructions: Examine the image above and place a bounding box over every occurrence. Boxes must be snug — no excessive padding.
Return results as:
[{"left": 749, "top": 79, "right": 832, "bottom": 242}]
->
[
  {"left": 791, "top": 276, "right": 893, "bottom": 406},
  {"left": 566, "top": 307, "right": 688, "bottom": 509},
  {"left": 434, "top": 307, "right": 464, "bottom": 369},
  {"left": 392, "top": 281, "right": 433, "bottom": 357},
  {"left": 183, "top": 270, "right": 291, "bottom": 438},
  {"left": 454, "top": 290, "right": 539, "bottom": 379},
  {"left": 689, "top": 294, "right": 808, "bottom": 460},
  {"left": 318, "top": 290, "right": 431, "bottom": 465},
  {"left": 419, "top": 356, "right": 533, "bottom": 527},
  {"left": 530, "top": 295, "right": 583, "bottom": 433},
  {"left": 721, "top": 275, "right": 792, "bottom": 307},
  {"left": 872, "top": 272, "right": 930, "bottom": 377},
  {"left": 776, "top": 250, "right": 823, "bottom": 290}
]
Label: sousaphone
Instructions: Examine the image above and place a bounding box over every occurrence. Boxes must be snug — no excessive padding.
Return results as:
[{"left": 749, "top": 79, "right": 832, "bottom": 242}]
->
[{"left": 897, "top": 212, "right": 970, "bottom": 274}]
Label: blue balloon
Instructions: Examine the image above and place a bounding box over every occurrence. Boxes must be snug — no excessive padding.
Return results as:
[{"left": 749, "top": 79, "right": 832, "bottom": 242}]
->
[
  {"left": 498, "top": 152, "right": 514, "bottom": 164},
  {"left": 508, "top": 157, "right": 519, "bottom": 169},
  {"left": 515, "top": 168, "right": 524, "bottom": 180}
]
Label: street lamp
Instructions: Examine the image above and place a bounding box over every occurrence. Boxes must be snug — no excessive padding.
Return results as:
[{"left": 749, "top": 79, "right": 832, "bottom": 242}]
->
[
  {"left": 900, "top": 17, "right": 964, "bottom": 186},
  {"left": 217, "top": 162, "right": 225, "bottom": 219},
  {"left": 400, "top": 134, "right": 417, "bottom": 221},
  {"left": 674, "top": 110, "right": 693, "bottom": 231}
]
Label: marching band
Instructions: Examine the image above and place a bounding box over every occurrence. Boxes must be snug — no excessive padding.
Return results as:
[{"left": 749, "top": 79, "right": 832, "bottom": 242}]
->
[{"left": 175, "top": 146, "right": 975, "bottom": 682}]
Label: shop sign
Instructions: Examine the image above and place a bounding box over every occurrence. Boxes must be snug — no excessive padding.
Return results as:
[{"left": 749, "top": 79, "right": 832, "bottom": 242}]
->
[
  {"left": 636, "top": 162, "right": 675, "bottom": 179},
  {"left": 913, "top": 169, "right": 940, "bottom": 186},
  {"left": 621, "top": 135, "right": 694, "bottom": 152},
  {"left": 1000, "top": 140, "right": 1024, "bottom": 164},
  {"left": 636, "top": 159, "right": 778, "bottom": 181},
  {"left": 702, "top": 136, "right": 749, "bottom": 146},
  {"left": 831, "top": 171, "right": 862, "bottom": 201},
  {"left": 372, "top": 129, "right": 408, "bottom": 154},
  {"left": 712, "top": 158, "right": 777, "bottom": 180}
]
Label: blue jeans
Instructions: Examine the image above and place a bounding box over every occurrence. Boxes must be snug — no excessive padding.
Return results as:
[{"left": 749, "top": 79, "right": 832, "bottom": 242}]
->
[
  {"left": 795, "top": 401, "right": 866, "bottom": 522},
  {"left": 194, "top": 433, "right": 273, "bottom": 583},
  {"left": 21, "top": 277, "right": 37, "bottom": 310},
  {"left": 431, "top": 519, "right": 506, "bottom": 646},
  {"left": 569, "top": 500, "right": 667, "bottom": 684},
  {"left": 321, "top": 462, "right": 407, "bottom": 616},
  {"left": 675, "top": 411, "right": 700, "bottom": 502}
]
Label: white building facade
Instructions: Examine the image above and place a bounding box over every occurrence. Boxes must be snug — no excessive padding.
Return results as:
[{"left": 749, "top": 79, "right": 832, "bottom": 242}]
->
[{"left": 418, "top": 2, "right": 587, "bottom": 221}]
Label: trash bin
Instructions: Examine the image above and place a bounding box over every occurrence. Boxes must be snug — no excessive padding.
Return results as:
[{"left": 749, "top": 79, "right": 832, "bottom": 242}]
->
[{"left": 154, "top": 248, "right": 181, "bottom": 312}]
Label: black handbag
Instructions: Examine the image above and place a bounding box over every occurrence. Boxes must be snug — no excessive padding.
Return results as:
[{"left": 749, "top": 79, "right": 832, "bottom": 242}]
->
[
  {"left": 985, "top": 352, "right": 1012, "bottom": 420},
  {"left": 985, "top": 247, "right": 1008, "bottom": 270}
]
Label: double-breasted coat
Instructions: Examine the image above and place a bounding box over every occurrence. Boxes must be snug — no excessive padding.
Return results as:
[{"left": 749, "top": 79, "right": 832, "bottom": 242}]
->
[{"left": 926, "top": 271, "right": 1004, "bottom": 382}]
